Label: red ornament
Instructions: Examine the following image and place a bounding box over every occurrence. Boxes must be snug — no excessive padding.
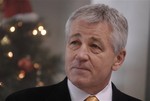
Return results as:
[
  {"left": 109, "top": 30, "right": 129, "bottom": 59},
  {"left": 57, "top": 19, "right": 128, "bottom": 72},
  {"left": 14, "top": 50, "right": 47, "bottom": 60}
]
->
[
  {"left": 3, "top": 0, "right": 32, "bottom": 18},
  {"left": 18, "top": 56, "right": 34, "bottom": 72}
]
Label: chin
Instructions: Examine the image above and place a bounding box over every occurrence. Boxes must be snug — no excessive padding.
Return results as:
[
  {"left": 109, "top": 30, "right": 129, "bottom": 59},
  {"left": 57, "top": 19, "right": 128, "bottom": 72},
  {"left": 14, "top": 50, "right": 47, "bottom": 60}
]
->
[{"left": 69, "top": 74, "right": 90, "bottom": 87}]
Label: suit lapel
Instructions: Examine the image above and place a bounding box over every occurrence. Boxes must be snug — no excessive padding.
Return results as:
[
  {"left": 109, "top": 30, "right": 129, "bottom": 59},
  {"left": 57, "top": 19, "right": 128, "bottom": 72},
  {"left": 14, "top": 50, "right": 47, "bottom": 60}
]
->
[
  {"left": 56, "top": 77, "right": 71, "bottom": 101},
  {"left": 46, "top": 77, "right": 71, "bottom": 101},
  {"left": 112, "top": 83, "right": 121, "bottom": 101},
  {"left": 112, "top": 83, "right": 127, "bottom": 101}
]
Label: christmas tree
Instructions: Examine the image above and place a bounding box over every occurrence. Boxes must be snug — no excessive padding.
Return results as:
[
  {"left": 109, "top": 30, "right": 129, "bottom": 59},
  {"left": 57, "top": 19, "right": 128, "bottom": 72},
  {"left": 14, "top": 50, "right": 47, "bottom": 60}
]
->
[{"left": 0, "top": 0, "right": 63, "bottom": 100}]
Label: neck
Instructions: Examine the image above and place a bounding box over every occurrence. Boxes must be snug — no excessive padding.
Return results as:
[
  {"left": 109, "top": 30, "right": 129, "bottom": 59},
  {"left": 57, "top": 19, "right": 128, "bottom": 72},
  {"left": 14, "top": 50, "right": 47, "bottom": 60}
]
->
[
  {"left": 81, "top": 80, "right": 110, "bottom": 95},
  {"left": 77, "top": 74, "right": 111, "bottom": 95}
]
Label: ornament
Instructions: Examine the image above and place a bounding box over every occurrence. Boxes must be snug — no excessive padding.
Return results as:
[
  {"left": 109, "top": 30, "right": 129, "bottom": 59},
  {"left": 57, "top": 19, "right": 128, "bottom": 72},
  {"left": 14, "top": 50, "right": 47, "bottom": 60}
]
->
[
  {"left": 18, "top": 56, "right": 34, "bottom": 72},
  {"left": 0, "top": 35, "right": 10, "bottom": 45},
  {"left": 3, "top": 0, "right": 33, "bottom": 18}
]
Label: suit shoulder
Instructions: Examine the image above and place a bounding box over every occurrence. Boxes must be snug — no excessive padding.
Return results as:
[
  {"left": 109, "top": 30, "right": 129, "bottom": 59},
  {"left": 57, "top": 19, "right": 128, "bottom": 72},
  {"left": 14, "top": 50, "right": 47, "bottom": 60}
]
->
[
  {"left": 5, "top": 83, "right": 62, "bottom": 101},
  {"left": 5, "top": 78, "right": 70, "bottom": 101},
  {"left": 112, "top": 83, "right": 142, "bottom": 101},
  {"left": 117, "top": 90, "right": 142, "bottom": 101}
]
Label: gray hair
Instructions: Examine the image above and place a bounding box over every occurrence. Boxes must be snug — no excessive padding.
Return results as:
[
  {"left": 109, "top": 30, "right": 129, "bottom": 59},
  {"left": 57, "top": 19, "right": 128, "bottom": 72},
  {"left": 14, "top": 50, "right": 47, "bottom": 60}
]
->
[{"left": 65, "top": 4, "right": 128, "bottom": 54}]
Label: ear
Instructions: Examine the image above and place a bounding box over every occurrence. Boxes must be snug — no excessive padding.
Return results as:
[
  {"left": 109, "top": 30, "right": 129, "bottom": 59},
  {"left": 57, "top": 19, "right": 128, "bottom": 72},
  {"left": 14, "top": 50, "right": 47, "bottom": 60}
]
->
[{"left": 112, "top": 49, "right": 126, "bottom": 71}]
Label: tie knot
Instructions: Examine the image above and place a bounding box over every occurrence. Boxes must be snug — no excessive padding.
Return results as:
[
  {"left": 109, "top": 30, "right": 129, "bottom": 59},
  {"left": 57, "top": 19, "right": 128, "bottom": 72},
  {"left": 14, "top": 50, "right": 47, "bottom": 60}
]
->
[{"left": 84, "top": 96, "right": 99, "bottom": 101}]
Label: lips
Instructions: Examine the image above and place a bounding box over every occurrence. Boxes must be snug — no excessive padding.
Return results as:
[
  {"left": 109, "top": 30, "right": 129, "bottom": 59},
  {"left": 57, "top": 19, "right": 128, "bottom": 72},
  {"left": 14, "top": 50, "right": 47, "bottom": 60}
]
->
[{"left": 71, "top": 63, "right": 90, "bottom": 71}]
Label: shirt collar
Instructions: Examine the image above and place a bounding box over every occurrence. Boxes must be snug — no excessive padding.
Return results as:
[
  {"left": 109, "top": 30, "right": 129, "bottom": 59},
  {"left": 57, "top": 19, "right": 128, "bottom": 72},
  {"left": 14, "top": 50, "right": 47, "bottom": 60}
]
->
[{"left": 67, "top": 79, "right": 112, "bottom": 101}]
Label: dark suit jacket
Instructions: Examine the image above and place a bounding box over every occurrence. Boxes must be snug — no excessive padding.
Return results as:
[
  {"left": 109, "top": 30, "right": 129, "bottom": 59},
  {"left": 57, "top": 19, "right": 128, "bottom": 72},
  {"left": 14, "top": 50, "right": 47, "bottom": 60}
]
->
[{"left": 6, "top": 78, "right": 141, "bottom": 101}]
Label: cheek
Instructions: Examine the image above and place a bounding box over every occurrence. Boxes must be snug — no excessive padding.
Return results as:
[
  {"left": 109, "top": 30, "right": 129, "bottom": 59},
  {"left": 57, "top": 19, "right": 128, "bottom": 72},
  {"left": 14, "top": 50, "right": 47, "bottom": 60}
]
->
[
  {"left": 91, "top": 57, "right": 113, "bottom": 84},
  {"left": 65, "top": 49, "right": 76, "bottom": 68},
  {"left": 91, "top": 55, "right": 113, "bottom": 75},
  {"left": 91, "top": 59, "right": 104, "bottom": 77}
]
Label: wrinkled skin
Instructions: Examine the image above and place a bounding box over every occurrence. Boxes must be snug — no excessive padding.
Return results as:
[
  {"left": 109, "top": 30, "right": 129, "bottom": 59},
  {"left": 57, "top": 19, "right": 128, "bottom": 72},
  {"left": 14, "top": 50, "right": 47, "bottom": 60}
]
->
[{"left": 65, "top": 19, "right": 126, "bottom": 94}]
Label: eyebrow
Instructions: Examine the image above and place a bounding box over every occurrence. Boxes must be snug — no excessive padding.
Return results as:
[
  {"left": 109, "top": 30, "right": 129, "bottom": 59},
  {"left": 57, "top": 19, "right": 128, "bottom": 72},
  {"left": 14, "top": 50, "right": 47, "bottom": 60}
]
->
[
  {"left": 90, "top": 36, "right": 105, "bottom": 47},
  {"left": 90, "top": 36, "right": 102, "bottom": 42},
  {"left": 69, "top": 33, "right": 81, "bottom": 39}
]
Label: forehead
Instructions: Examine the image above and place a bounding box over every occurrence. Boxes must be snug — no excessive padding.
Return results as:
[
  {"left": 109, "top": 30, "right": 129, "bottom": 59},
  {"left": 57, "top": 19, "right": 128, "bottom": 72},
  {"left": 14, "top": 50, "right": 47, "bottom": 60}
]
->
[{"left": 69, "top": 19, "right": 113, "bottom": 37}]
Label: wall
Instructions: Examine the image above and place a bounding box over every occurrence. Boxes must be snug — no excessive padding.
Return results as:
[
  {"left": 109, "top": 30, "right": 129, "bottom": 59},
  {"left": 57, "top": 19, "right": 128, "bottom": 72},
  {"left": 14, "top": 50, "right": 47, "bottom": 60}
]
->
[
  {"left": 92, "top": 0, "right": 150, "bottom": 100},
  {"left": 31, "top": 0, "right": 90, "bottom": 55},
  {"left": 30, "top": 0, "right": 90, "bottom": 83}
]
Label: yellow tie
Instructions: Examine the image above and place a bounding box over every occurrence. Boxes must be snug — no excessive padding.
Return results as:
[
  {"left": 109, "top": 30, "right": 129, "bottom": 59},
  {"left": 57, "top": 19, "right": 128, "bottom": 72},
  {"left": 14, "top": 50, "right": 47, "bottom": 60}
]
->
[{"left": 84, "top": 96, "right": 99, "bottom": 101}]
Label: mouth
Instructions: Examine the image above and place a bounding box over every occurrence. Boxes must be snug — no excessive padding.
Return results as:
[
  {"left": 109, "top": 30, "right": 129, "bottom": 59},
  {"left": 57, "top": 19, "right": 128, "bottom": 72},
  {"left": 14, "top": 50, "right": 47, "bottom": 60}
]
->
[
  {"left": 72, "top": 65, "right": 90, "bottom": 71},
  {"left": 70, "top": 61, "right": 91, "bottom": 73},
  {"left": 70, "top": 66, "right": 90, "bottom": 77}
]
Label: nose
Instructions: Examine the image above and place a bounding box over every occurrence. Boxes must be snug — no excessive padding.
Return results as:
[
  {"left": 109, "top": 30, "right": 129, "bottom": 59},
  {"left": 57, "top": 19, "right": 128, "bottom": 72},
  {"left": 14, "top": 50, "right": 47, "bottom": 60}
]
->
[{"left": 75, "top": 44, "right": 89, "bottom": 62}]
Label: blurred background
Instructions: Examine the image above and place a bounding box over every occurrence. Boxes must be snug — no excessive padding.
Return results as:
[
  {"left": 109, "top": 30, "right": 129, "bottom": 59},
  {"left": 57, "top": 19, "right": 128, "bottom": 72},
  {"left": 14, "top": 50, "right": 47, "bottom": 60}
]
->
[{"left": 0, "top": 0, "right": 149, "bottom": 101}]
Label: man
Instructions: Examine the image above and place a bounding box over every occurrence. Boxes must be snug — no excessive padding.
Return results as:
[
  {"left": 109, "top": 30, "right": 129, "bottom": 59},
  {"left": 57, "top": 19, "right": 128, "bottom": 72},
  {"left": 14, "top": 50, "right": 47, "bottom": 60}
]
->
[{"left": 6, "top": 4, "right": 141, "bottom": 101}]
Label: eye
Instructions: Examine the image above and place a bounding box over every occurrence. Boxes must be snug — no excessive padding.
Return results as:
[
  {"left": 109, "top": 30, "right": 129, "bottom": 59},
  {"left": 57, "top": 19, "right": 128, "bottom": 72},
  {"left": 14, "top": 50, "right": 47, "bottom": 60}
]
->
[
  {"left": 68, "top": 40, "right": 81, "bottom": 50},
  {"left": 90, "top": 44, "right": 102, "bottom": 54},
  {"left": 91, "top": 44, "right": 101, "bottom": 49},
  {"left": 91, "top": 44, "right": 100, "bottom": 49},
  {"left": 70, "top": 40, "right": 80, "bottom": 46}
]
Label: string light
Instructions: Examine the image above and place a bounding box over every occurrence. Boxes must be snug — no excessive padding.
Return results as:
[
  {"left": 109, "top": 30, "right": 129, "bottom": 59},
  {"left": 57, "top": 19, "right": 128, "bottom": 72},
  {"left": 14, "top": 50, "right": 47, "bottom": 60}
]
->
[
  {"left": 9, "top": 26, "right": 16, "bottom": 32},
  {"left": 17, "top": 70, "right": 26, "bottom": 80},
  {"left": 7, "top": 51, "right": 13, "bottom": 58},
  {"left": 41, "top": 29, "right": 47, "bottom": 36},
  {"left": 35, "top": 62, "right": 44, "bottom": 87},
  {"left": 34, "top": 63, "right": 40, "bottom": 69},
  {"left": 32, "top": 29, "right": 38, "bottom": 35},
  {"left": 38, "top": 26, "right": 44, "bottom": 31},
  {"left": 36, "top": 81, "right": 44, "bottom": 87},
  {"left": 36, "top": 70, "right": 42, "bottom": 76},
  {"left": 0, "top": 82, "right": 4, "bottom": 87}
]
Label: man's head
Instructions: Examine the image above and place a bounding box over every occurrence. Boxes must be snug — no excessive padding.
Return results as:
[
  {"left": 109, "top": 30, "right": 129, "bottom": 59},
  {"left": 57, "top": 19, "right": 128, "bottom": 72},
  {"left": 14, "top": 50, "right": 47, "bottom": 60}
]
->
[
  {"left": 65, "top": 4, "right": 128, "bottom": 94},
  {"left": 66, "top": 4, "right": 128, "bottom": 54}
]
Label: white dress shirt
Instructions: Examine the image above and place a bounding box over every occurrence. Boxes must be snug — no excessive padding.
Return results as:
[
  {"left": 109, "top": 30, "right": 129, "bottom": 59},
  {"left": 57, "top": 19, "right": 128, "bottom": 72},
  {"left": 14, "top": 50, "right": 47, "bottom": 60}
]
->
[{"left": 68, "top": 79, "right": 112, "bottom": 101}]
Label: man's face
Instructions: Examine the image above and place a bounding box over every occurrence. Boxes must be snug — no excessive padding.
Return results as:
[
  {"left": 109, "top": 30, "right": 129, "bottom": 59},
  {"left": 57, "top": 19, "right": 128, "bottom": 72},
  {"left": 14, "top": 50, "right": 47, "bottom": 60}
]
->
[{"left": 65, "top": 19, "right": 123, "bottom": 93}]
